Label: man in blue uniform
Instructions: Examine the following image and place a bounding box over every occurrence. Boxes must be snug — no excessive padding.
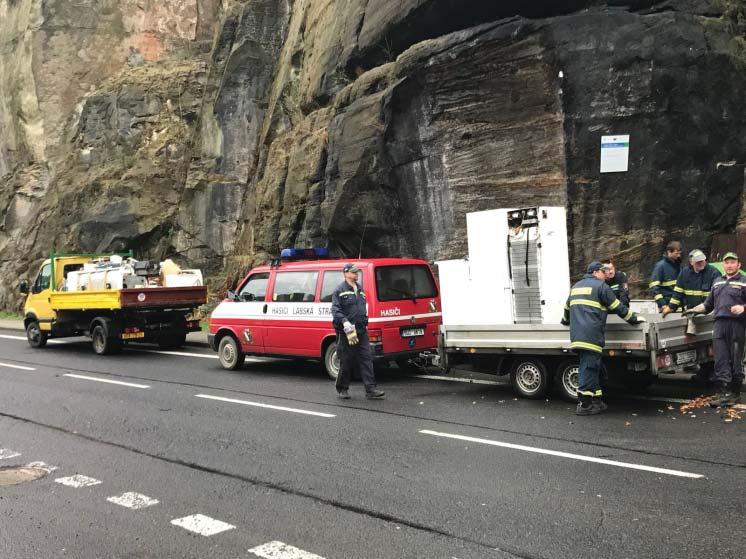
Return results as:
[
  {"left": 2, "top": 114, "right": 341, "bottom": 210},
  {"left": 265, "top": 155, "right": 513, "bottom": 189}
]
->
[
  {"left": 649, "top": 241, "right": 682, "bottom": 311},
  {"left": 331, "top": 263, "right": 385, "bottom": 400},
  {"left": 663, "top": 249, "right": 719, "bottom": 316},
  {"left": 602, "top": 258, "right": 630, "bottom": 306},
  {"left": 685, "top": 252, "right": 746, "bottom": 406},
  {"left": 562, "top": 261, "right": 645, "bottom": 415}
]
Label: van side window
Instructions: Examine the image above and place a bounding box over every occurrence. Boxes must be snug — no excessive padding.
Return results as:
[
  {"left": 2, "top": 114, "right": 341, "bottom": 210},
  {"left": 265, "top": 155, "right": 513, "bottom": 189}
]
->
[
  {"left": 273, "top": 271, "right": 319, "bottom": 303},
  {"left": 33, "top": 264, "right": 52, "bottom": 293},
  {"left": 239, "top": 273, "right": 270, "bottom": 302},
  {"left": 320, "top": 271, "right": 363, "bottom": 302}
]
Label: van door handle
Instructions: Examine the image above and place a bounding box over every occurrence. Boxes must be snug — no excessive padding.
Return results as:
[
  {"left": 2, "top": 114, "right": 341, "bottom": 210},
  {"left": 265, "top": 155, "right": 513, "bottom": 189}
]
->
[{"left": 263, "top": 304, "right": 268, "bottom": 314}]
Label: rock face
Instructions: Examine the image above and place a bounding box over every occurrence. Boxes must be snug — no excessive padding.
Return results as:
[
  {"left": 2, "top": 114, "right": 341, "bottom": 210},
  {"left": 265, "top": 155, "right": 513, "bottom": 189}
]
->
[{"left": 2, "top": 0, "right": 746, "bottom": 308}]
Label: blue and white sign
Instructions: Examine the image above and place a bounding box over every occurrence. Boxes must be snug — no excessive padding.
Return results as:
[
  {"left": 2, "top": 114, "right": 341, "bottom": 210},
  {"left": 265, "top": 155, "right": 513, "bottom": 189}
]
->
[{"left": 600, "top": 135, "right": 630, "bottom": 173}]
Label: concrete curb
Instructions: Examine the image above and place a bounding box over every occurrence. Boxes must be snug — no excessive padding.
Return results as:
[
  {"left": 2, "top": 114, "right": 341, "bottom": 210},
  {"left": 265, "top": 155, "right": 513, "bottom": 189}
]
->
[{"left": 0, "top": 318, "right": 210, "bottom": 349}]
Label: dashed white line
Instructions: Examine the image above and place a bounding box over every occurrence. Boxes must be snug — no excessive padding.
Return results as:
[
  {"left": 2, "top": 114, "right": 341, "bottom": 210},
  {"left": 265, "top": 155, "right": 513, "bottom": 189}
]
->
[
  {"left": 107, "top": 492, "right": 159, "bottom": 510},
  {"left": 54, "top": 474, "right": 102, "bottom": 488},
  {"left": 170, "top": 514, "right": 235, "bottom": 536},
  {"left": 0, "top": 448, "right": 21, "bottom": 460},
  {"left": 420, "top": 429, "right": 704, "bottom": 479},
  {"left": 249, "top": 540, "right": 327, "bottom": 559},
  {"left": 0, "top": 361, "right": 36, "bottom": 371},
  {"left": 195, "top": 394, "right": 336, "bottom": 418},
  {"left": 63, "top": 373, "right": 150, "bottom": 389}
]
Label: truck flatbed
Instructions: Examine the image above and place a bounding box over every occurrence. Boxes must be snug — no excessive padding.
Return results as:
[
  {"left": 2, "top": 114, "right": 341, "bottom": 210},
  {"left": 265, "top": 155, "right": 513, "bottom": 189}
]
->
[{"left": 50, "top": 286, "right": 207, "bottom": 311}]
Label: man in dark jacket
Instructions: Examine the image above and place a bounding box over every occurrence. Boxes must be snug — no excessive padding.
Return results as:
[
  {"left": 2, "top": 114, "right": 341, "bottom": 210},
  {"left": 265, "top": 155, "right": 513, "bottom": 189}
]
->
[
  {"left": 685, "top": 252, "right": 746, "bottom": 406},
  {"left": 331, "top": 263, "right": 385, "bottom": 400},
  {"left": 649, "top": 241, "right": 682, "bottom": 311},
  {"left": 602, "top": 258, "right": 630, "bottom": 307},
  {"left": 562, "top": 261, "right": 645, "bottom": 415},
  {"left": 664, "top": 249, "right": 719, "bottom": 316}
]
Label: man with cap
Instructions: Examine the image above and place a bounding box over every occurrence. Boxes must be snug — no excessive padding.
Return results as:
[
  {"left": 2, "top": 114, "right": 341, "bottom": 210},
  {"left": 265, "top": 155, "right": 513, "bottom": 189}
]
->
[
  {"left": 331, "top": 263, "right": 385, "bottom": 400},
  {"left": 562, "top": 261, "right": 646, "bottom": 415},
  {"left": 663, "top": 249, "right": 720, "bottom": 318},
  {"left": 649, "top": 240, "right": 682, "bottom": 312},
  {"left": 684, "top": 252, "right": 746, "bottom": 406}
]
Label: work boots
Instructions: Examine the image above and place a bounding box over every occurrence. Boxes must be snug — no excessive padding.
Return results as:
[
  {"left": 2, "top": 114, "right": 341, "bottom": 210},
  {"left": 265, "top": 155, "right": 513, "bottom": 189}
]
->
[
  {"left": 709, "top": 383, "right": 734, "bottom": 408},
  {"left": 365, "top": 388, "right": 385, "bottom": 399},
  {"left": 575, "top": 395, "right": 604, "bottom": 416}
]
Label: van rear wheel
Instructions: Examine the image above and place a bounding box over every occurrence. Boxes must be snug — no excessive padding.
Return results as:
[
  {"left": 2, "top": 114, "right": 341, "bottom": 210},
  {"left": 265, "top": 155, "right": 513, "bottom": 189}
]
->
[
  {"left": 26, "top": 321, "right": 48, "bottom": 349},
  {"left": 510, "top": 358, "right": 550, "bottom": 399},
  {"left": 323, "top": 341, "right": 340, "bottom": 381},
  {"left": 218, "top": 335, "right": 245, "bottom": 370}
]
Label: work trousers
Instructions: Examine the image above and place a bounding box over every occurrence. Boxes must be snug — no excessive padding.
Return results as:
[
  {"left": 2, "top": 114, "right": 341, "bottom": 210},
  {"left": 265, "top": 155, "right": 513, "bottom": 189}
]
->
[
  {"left": 577, "top": 349, "right": 603, "bottom": 404},
  {"left": 712, "top": 318, "right": 746, "bottom": 388},
  {"left": 335, "top": 330, "right": 376, "bottom": 392}
]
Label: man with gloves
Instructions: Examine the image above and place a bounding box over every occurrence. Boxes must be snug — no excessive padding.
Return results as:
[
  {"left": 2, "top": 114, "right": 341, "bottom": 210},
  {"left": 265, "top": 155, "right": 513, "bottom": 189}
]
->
[
  {"left": 331, "top": 263, "right": 385, "bottom": 400},
  {"left": 684, "top": 252, "right": 746, "bottom": 406},
  {"left": 562, "top": 261, "right": 646, "bottom": 415},
  {"left": 663, "top": 249, "right": 719, "bottom": 316}
]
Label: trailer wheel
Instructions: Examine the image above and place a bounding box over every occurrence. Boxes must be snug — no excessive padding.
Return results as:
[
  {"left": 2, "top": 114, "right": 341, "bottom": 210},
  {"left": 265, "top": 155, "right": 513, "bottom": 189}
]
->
[
  {"left": 323, "top": 341, "right": 340, "bottom": 381},
  {"left": 555, "top": 360, "right": 579, "bottom": 402},
  {"left": 91, "top": 325, "right": 119, "bottom": 355},
  {"left": 26, "top": 321, "right": 48, "bottom": 349},
  {"left": 510, "top": 358, "right": 550, "bottom": 399},
  {"left": 218, "top": 335, "right": 245, "bottom": 370}
]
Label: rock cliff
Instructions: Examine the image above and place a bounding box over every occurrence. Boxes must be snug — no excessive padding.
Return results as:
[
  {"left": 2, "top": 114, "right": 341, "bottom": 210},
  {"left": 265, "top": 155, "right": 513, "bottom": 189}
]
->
[{"left": 2, "top": 0, "right": 746, "bottom": 307}]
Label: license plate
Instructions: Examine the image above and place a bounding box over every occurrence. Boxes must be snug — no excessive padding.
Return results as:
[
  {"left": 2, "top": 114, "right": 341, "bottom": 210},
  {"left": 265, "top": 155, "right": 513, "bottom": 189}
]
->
[
  {"left": 401, "top": 327, "right": 425, "bottom": 338},
  {"left": 676, "top": 349, "right": 696, "bottom": 365},
  {"left": 121, "top": 332, "right": 145, "bottom": 340}
]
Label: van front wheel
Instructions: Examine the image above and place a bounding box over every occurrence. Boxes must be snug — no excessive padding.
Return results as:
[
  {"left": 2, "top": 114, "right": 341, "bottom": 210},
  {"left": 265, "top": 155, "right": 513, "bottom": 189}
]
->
[
  {"left": 323, "top": 341, "right": 340, "bottom": 381},
  {"left": 26, "top": 321, "right": 48, "bottom": 349},
  {"left": 218, "top": 335, "right": 245, "bottom": 370}
]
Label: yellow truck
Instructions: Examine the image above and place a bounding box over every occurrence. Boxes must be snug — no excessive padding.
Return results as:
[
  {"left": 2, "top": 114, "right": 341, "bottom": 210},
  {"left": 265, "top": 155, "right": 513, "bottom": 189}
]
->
[{"left": 20, "top": 252, "right": 207, "bottom": 354}]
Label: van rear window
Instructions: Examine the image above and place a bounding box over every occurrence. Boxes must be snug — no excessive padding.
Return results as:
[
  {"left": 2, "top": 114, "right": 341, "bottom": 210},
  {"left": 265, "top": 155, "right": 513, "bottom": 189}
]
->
[{"left": 375, "top": 265, "right": 437, "bottom": 302}]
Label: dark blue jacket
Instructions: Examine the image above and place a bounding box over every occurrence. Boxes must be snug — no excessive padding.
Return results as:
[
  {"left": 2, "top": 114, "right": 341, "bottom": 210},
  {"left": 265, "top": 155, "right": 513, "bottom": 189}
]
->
[
  {"left": 702, "top": 272, "right": 746, "bottom": 320},
  {"left": 649, "top": 256, "right": 681, "bottom": 308},
  {"left": 668, "top": 264, "right": 720, "bottom": 312},
  {"left": 331, "top": 281, "right": 368, "bottom": 333},
  {"left": 562, "top": 274, "right": 638, "bottom": 353},
  {"left": 605, "top": 271, "right": 630, "bottom": 307}
]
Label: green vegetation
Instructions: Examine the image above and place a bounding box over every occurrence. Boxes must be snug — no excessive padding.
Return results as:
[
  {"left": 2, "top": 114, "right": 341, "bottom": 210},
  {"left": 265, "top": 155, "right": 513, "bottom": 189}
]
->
[{"left": 0, "top": 310, "right": 23, "bottom": 320}]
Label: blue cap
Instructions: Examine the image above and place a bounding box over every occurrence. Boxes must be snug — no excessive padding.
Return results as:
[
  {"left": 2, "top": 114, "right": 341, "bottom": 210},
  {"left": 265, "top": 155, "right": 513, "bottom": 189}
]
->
[
  {"left": 343, "top": 263, "right": 360, "bottom": 273},
  {"left": 587, "top": 261, "right": 607, "bottom": 274}
]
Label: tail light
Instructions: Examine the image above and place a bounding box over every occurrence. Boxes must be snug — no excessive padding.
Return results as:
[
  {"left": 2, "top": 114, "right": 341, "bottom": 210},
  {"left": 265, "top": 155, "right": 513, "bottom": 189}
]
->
[
  {"left": 124, "top": 327, "right": 142, "bottom": 334},
  {"left": 369, "top": 329, "right": 383, "bottom": 344},
  {"left": 655, "top": 353, "right": 673, "bottom": 369}
]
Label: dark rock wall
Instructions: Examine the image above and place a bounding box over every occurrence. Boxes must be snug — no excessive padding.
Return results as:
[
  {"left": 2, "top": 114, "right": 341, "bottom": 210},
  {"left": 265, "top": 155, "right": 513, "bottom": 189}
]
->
[{"left": 2, "top": 0, "right": 746, "bottom": 307}]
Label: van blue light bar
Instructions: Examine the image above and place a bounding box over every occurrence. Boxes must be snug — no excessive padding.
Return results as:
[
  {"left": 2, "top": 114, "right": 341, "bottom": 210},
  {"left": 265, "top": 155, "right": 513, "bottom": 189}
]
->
[{"left": 280, "top": 247, "right": 329, "bottom": 259}]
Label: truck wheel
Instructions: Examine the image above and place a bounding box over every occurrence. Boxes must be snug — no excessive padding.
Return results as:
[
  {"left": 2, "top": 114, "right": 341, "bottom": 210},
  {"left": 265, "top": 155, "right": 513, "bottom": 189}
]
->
[
  {"left": 218, "top": 335, "right": 245, "bottom": 370},
  {"left": 510, "top": 358, "right": 550, "bottom": 399},
  {"left": 91, "top": 325, "right": 119, "bottom": 355},
  {"left": 323, "top": 341, "right": 340, "bottom": 381},
  {"left": 555, "top": 360, "right": 579, "bottom": 402},
  {"left": 26, "top": 321, "right": 48, "bottom": 349}
]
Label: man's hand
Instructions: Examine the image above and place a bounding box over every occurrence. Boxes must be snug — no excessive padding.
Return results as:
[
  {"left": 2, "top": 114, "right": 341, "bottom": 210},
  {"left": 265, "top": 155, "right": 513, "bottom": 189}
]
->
[
  {"left": 342, "top": 320, "right": 355, "bottom": 334},
  {"left": 346, "top": 330, "right": 359, "bottom": 345},
  {"left": 661, "top": 305, "right": 673, "bottom": 318},
  {"left": 560, "top": 319, "right": 569, "bottom": 327},
  {"left": 683, "top": 303, "right": 707, "bottom": 316},
  {"left": 731, "top": 304, "right": 745, "bottom": 316},
  {"left": 631, "top": 315, "right": 646, "bottom": 324}
]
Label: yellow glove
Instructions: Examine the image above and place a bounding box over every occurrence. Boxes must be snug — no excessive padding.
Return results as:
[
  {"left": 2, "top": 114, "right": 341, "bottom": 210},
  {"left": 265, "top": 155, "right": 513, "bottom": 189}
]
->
[
  {"left": 346, "top": 330, "right": 359, "bottom": 345},
  {"left": 661, "top": 305, "right": 672, "bottom": 317}
]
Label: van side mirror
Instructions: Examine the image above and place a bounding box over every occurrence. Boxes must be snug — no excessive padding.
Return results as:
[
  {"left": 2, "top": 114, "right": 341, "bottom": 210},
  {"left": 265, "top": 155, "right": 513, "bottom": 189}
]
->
[
  {"left": 240, "top": 292, "right": 254, "bottom": 302},
  {"left": 226, "top": 290, "right": 239, "bottom": 301},
  {"left": 19, "top": 280, "right": 29, "bottom": 294}
]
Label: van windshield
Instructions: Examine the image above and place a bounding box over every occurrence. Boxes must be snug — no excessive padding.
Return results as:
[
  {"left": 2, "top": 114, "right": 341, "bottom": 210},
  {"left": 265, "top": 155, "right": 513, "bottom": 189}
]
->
[{"left": 375, "top": 265, "right": 437, "bottom": 302}]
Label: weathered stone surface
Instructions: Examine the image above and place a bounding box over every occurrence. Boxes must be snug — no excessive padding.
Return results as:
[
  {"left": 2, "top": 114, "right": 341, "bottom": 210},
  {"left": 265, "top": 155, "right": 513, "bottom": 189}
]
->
[{"left": 2, "top": 0, "right": 746, "bottom": 309}]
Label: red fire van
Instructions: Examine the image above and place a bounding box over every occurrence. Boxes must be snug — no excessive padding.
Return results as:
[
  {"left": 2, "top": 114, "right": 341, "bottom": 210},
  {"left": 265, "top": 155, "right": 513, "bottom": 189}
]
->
[{"left": 208, "top": 252, "right": 442, "bottom": 379}]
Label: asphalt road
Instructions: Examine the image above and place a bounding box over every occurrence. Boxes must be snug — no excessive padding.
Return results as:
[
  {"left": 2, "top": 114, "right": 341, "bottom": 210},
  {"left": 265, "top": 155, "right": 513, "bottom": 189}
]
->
[{"left": 0, "top": 329, "right": 744, "bottom": 558}]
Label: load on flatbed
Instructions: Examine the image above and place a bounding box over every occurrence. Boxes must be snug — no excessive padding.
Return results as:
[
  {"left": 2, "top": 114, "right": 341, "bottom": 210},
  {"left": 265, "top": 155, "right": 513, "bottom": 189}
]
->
[{"left": 20, "top": 251, "right": 207, "bottom": 354}]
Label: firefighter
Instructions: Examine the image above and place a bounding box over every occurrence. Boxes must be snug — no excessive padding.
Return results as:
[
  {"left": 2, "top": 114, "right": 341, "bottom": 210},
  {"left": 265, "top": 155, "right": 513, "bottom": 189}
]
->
[
  {"left": 650, "top": 240, "right": 682, "bottom": 312},
  {"left": 663, "top": 249, "right": 720, "bottom": 315},
  {"left": 684, "top": 252, "right": 746, "bottom": 406},
  {"left": 601, "top": 258, "right": 630, "bottom": 307},
  {"left": 331, "top": 263, "right": 385, "bottom": 400},
  {"left": 562, "top": 261, "right": 645, "bottom": 415}
]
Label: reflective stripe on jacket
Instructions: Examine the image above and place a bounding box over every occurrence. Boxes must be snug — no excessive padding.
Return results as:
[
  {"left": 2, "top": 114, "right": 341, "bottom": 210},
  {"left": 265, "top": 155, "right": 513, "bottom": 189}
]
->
[
  {"left": 605, "top": 271, "right": 630, "bottom": 307},
  {"left": 702, "top": 272, "right": 746, "bottom": 319},
  {"left": 668, "top": 264, "right": 720, "bottom": 312},
  {"left": 562, "top": 275, "right": 638, "bottom": 353},
  {"left": 331, "top": 281, "right": 368, "bottom": 332},
  {"left": 649, "top": 257, "right": 681, "bottom": 308}
]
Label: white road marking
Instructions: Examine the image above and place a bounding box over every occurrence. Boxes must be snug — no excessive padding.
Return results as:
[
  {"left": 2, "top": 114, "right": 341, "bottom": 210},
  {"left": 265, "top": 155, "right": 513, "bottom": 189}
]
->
[
  {"left": 107, "top": 492, "right": 159, "bottom": 510},
  {"left": 130, "top": 348, "right": 265, "bottom": 362},
  {"left": 0, "top": 333, "right": 70, "bottom": 344},
  {"left": 0, "top": 362, "right": 36, "bottom": 371},
  {"left": 63, "top": 373, "right": 150, "bottom": 389},
  {"left": 170, "top": 514, "right": 235, "bottom": 536},
  {"left": 249, "top": 540, "right": 327, "bottom": 559},
  {"left": 54, "top": 474, "right": 102, "bottom": 488},
  {"left": 0, "top": 334, "right": 27, "bottom": 341},
  {"left": 26, "top": 461, "right": 57, "bottom": 472},
  {"left": 409, "top": 374, "right": 501, "bottom": 386},
  {"left": 196, "top": 394, "right": 336, "bottom": 418},
  {"left": 420, "top": 429, "right": 704, "bottom": 479},
  {"left": 0, "top": 448, "right": 21, "bottom": 460}
]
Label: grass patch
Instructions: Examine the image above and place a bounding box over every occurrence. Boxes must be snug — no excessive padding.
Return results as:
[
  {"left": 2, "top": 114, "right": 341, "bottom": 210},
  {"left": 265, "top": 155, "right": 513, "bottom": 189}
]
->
[{"left": 0, "top": 311, "right": 22, "bottom": 320}]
